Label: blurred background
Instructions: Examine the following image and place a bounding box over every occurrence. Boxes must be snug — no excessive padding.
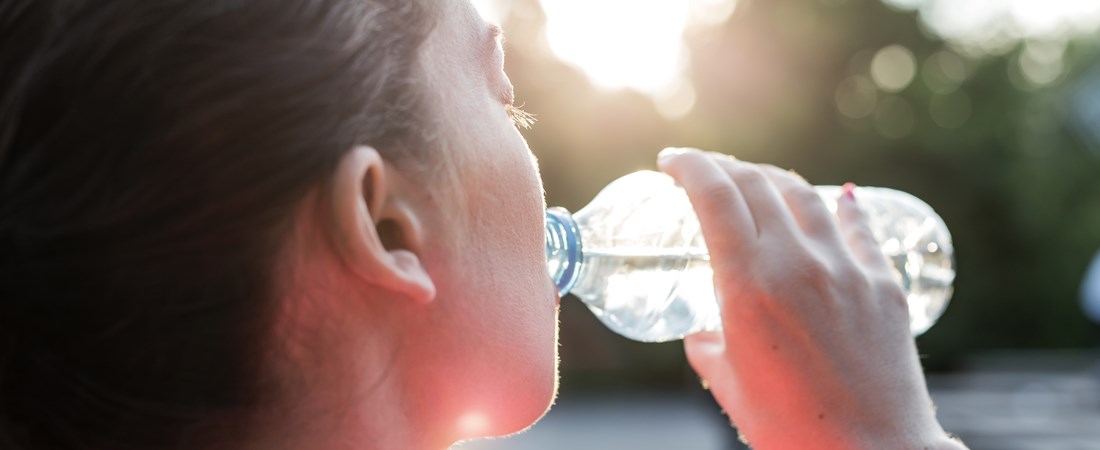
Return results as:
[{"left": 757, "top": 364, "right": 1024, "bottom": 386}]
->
[{"left": 456, "top": 0, "right": 1100, "bottom": 448}]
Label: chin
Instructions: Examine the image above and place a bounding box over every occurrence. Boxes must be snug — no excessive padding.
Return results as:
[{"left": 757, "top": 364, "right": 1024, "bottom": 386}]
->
[
  {"left": 485, "top": 366, "right": 559, "bottom": 439},
  {"left": 500, "top": 341, "right": 561, "bottom": 436},
  {"left": 459, "top": 326, "right": 560, "bottom": 441}
]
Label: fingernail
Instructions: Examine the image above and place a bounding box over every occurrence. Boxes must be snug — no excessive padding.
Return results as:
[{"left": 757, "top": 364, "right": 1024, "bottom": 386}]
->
[
  {"left": 657, "top": 147, "right": 691, "bottom": 164},
  {"left": 842, "top": 182, "right": 857, "bottom": 201}
]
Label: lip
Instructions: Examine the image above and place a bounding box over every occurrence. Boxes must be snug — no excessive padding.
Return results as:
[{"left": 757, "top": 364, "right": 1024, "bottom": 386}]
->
[{"left": 546, "top": 274, "right": 562, "bottom": 306}]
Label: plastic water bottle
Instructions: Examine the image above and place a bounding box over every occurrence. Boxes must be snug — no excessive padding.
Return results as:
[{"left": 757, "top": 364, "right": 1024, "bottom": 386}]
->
[{"left": 545, "top": 170, "right": 955, "bottom": 343}]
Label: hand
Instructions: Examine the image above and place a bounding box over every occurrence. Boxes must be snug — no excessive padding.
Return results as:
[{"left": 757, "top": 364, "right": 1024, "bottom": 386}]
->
[{"left": 657, "top": 148, "right": 965, "bottom": 450}]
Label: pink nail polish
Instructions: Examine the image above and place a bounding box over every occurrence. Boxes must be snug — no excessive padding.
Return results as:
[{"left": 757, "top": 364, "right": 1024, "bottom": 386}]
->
[{"left": 842, "top": 182, "right": 857, "bottom": 201}]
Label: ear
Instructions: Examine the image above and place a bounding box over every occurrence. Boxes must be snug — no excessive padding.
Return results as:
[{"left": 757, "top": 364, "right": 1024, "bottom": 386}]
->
[{"left": 329, "top": 146, "right": 436, "bottom": 304}]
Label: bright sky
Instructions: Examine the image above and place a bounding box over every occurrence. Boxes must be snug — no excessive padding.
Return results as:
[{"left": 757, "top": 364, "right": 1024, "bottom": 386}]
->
[
  {"left": 471, "top": 0, "right": 1100, "bottom": 112},
  {"left": 541, "top": 0, "right": 690, "bottom": 93},
  {"left": 885, "top": 0, "right": 1100, "bottom": 53},
  {"left": 473, "top": 0, "right": 735, "bottom": 96},
  {"left": 541, "top": 0, "right": 736, "bottom": 96}
]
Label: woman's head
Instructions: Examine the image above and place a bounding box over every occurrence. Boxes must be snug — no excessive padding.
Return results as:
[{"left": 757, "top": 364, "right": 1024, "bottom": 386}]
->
[{"left": 0, "top": 0, "right": 558, "bottom": 447}]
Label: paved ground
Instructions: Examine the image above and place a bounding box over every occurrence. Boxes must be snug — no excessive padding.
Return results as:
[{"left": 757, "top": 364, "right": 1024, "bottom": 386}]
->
[
  {"left": 452, "top": 392, "right": 743, "bottom": 450},
  {"left": 928, "top": 351, "right": 1100, "bottom": 450},
  {"left": 455, "top": 351, "right": 1100, "bottom": 450}
]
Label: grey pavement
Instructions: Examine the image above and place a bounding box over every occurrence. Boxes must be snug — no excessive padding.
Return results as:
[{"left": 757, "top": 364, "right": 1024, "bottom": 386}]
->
[
  {"left": 928, "top": 351, "right": 1100, "bottom": 450},
  {"left": 455, "top": 351, "right": 1100, "bottom": 450},
  {"left": 453, "top": 393, "right": 742, "bottom": 450}
]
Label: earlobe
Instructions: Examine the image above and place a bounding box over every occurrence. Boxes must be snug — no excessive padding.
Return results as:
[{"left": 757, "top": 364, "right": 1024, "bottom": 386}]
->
[
  {"left": 386, "top": 249, "right": 437, "bottom": 303},
  {"left": 329, "top": 146, "right": 436, "bottom": 304}
]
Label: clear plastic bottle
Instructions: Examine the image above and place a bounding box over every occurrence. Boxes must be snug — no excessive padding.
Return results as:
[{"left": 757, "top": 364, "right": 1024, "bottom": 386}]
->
[{"left": 545, "top": 170, "right": 955, "bottom": 343}]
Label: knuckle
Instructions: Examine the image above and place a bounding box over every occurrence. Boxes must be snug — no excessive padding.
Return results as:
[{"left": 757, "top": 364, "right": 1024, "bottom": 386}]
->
[
  {"left": 833, "top": 263, "right": 870, "bottom": 295},
  {"left": 766, "top": 164, "right": 809, "bottom": 187},
  {"left": 786, "top": 249, "right": 835, "bottom": 291},
  {"left": 733, "top": 167, "right": 770, "bottom": 195},
  {"left": 867, "top": 270, "right": 907, "bottom": 307},
  {"left": 789, "top": 184, "right": 823, "bottom": 209},
  {"left": 696, "top": 179, "right": 738, "bottom": 204},
  {"left": 817, "top": 257, "right": 873, "bottom": 295},
  {"left": 870, "top": 269, "right": 903, "bottom": 292},
  {"left": 881, "top": 287, "right": 909, "bottom": 315},
  {"left": 855, "top": 270, "right": 878, "bottom": 297},
  {"left": 758, "top": 163, "right": 789, "bottom": 180},
  {"left": 663, "top": 151, "right": 705, "bottom": 175}
]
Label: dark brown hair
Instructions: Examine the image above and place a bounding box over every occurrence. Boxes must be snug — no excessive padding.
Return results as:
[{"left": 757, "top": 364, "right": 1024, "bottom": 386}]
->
[{"left": 0, "top": 0, "right": 436, "bottom": 448}]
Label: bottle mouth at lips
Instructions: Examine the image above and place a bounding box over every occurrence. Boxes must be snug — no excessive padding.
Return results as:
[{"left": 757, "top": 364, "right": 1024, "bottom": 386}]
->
[{"left": 545, "top": 207, "right": 582, "bottom": 297}]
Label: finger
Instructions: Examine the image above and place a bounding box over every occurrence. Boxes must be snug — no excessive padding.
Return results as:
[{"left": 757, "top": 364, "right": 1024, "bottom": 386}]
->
[
  {"left": 757, "top": 164, "right": 844, "bottom": 244},
  {"left": 707, "top": 155, "right": 800, "bottom": 242},
  {"left": 836, "top": 183, "right": 889, "bottom": 270},
  {"left": 658, "top": 148, "right": 756, "bottom": 259}
]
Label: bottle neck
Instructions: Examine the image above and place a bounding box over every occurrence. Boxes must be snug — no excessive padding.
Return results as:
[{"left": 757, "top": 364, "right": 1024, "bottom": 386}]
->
[{"left": 544, "top": 207, "right": 583, "bottom": 296}]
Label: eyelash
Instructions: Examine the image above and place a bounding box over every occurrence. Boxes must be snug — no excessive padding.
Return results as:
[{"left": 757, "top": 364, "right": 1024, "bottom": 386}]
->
[{"left": 506, "top": 102, "right": 536, "bottom": 129}]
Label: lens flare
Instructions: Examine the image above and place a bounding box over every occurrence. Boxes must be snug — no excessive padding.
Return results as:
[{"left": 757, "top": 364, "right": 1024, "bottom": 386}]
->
[
  {"left": 457, "top": 412, "right": 491, "bottom": 436},
  {"left": 541, "top": 0, "right": 690, "bottom": 94},
  {"left": 539, "top": 0, "right": 736, "bottom": 97}
]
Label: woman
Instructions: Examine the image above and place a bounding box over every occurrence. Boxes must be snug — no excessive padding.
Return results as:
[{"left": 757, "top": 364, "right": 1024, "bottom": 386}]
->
[{"left": 0, "top": 0, "right": 966, "bottom": 448}]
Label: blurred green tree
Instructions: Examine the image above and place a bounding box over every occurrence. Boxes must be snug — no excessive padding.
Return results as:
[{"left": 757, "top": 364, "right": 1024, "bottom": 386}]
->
[{"left": 494, "top": 0, "right": 1100, "bottom": 388}]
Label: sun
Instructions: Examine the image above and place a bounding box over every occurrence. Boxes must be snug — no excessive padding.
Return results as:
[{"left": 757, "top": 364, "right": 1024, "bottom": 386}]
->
[
  {"left": 473, "top": 0, "right": 737, "bottom": 117},
  {"left": 541, "top": 0, "right": 692, "bottom": 94}
]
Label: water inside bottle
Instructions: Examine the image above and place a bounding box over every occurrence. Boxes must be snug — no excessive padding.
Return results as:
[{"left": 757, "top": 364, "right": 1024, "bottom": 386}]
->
[
  {"left": 876, "top": 218, "right": 955, "bottom": 334},
  {"left": 570, "top": 248, "right": 721, "bottom": 342},
  {"left": 547, "top": 172, "right": 955, "bottom": 343},
  {"left": 567, "top": 213, "right": 955, "bottom": 342},
  {"left": 573, "top": 239, "right": 952, "bottom": 342}
]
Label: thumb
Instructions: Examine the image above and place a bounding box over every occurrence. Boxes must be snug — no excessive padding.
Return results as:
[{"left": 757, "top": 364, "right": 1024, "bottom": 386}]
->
[{"left": 684, "top": 331, "right": 741, "bottom": 420}]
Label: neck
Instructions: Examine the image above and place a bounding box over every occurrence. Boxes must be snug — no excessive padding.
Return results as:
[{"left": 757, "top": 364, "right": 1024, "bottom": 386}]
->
[
  {"left": 257, "top": 292, "right": 451, "bottom": 448},
  {"left": 248, "top": 349, "right": 455, "bottom": 450}
]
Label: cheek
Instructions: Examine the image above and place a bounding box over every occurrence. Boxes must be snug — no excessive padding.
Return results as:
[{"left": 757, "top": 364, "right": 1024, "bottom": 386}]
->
[
  {"left": 415, "top": 143, "right": 557, "bottom": 437},
  {"left": 465, "top": 128, "right": 546, "bottom": 263}
]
